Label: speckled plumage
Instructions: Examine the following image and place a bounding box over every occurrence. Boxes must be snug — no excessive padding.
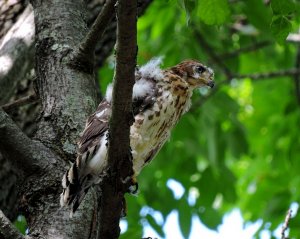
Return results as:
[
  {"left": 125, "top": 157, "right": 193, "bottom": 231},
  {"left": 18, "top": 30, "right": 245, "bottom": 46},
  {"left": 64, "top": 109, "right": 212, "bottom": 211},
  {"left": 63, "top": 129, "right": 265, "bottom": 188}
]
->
[{"left": 60, "top": 59, "right": 214, "bottom": 215}]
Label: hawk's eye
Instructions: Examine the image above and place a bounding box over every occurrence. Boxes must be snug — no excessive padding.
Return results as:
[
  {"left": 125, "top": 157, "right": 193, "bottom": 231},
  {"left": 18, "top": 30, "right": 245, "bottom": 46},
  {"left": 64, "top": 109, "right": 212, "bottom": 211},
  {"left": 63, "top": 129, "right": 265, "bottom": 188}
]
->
[{"left": 196, "top": 65, "right": 206, "bottom": 74}]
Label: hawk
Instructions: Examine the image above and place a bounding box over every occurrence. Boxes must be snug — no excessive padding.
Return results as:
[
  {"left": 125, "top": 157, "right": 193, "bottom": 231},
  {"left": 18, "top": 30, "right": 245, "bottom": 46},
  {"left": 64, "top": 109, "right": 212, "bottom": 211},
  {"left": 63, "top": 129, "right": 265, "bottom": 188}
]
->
[{"left": 60, "top": 58, "right": 214, "bottom": 215}]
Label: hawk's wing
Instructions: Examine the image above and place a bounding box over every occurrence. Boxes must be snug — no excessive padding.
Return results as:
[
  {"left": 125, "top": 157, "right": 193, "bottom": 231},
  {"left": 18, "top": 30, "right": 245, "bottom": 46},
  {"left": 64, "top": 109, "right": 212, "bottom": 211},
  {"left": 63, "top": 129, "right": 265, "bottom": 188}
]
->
[
  {"left": 60, "top": 100, "right": 111, "bottom": 214},
  {"left": 78, "top": 100, "right": 111, "bottom": 153},
  {"left": 60, "top": 73, "right": 159, "bottom": 215}
]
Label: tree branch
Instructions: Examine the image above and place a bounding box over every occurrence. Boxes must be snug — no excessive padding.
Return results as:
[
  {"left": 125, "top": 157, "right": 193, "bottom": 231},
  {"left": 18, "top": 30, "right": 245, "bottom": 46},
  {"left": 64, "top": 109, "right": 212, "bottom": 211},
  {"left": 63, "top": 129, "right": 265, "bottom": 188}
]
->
[
  {"left": 1, "top": 93, "right": 38, "bottom": 112},
  {"left": 234, "top": 68, "right": 300, "bottom": 80},
  {"left": 0, "top": 209, "right": 29, "bottom": 239},
  {"left": 294, "top": 45, "right": 300, "bottom": 105},
  {"left": 0, "top": 5, "right": 35, "bottom": 104},
  {"left": 94, "top": 0, "right": 153, "bottom": 68},
  {"left": 100, "top": 0, "right": 137, "bottom": 238},
  {"left": 193, "top": 28, "right": 233, "bottom": 79},
  {"left": 0, "top": 108, "right": 57, "bottom": 175},
  {"left": 281, "top": 209, "right": 292, "bottom": 239},
  {"left": 71, "top": 0, "right": 117, "bottom": 67},
  {"left": 218, "top": 40, "right": 272, "bottom": 59},
  {"left": 192, "top": 68, "right": 300, "bottom": 109}
]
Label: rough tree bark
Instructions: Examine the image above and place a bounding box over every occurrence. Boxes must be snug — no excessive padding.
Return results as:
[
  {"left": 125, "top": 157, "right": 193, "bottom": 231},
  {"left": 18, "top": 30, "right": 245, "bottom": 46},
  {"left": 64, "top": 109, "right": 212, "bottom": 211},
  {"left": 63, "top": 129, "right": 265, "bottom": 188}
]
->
[{"left": 0, "top": 0, "right": 151, "bottom": 238}]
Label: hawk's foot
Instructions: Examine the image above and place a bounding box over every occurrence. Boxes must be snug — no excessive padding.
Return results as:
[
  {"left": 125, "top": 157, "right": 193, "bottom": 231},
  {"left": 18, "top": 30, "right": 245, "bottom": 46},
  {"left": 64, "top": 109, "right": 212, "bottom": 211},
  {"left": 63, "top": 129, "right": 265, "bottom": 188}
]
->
[
  {"left": 121, "top": 197, "right": 127, "bottom": 218},
  {"left": 128, "top": 178, "right": 139, "bottom": 195}
]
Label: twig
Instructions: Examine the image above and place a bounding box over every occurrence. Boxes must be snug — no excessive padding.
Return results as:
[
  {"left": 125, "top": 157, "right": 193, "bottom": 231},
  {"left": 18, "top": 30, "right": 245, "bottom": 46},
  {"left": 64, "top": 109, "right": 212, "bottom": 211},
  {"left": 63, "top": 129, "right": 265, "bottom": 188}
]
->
[
  {"left": 219, "top": 40, "right": 272, "bottom": 59},
  {"left": 71, "top": 0, "right": 117, "bottom": 69},
  {"left": 193, "top": 28, "right": 233, "bottom": 79},
  {"left": 0, "top": 209, "right": 29, "bottom": 239},
  {"left": 294, "top": 45, "right": 300, "bottom": 105},
  {"left": 1, "top": 93, "right": 38, "bottom": 112},
  {"left": 99, "top": 0, "right": 137, "bottom": 238},
  {"left": 234, "top": 68, "right": 300, "bottom": 80},
  {"left": 192, "top": 68, "right": 300, "bottom": 109},
  {"left": 0, "top": 108, "right": 58, "bottom": 176},
  {"left": 281, "top": 209, "right": 292, "bottom": 239}
]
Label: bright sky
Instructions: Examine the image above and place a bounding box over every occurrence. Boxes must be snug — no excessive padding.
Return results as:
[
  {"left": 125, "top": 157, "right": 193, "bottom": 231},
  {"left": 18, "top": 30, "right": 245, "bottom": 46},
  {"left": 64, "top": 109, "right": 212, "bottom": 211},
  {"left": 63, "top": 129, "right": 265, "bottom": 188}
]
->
[
  {"left": 120, "top": 179, "right": 299, "bottom": 239},
  {"left": 141, "top": 209, "right": 261, "bottom": 239}
]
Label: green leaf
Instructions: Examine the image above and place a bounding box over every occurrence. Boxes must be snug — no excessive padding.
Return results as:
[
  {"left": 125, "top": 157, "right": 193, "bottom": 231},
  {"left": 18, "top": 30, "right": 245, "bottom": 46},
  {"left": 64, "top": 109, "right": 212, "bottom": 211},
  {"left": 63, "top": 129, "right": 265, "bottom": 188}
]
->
[
  {"left": 227, "top": 127, "right": 248, "bottom": 158},
  {"left": 145, "top": 214, "right": 165, "bottom": 237},
  {"left": 13, "top": 215, "right": 27, "bottom": 235},
  {"left": 271, "top": 0, "right": 295, "bottom": 15},
  {"left": 197, "top": 167, "right": 218, "bottom": 206},
  {"left": 198, "top": 207, "right": 222, "bottom": 229},
  {"left": 197, "top": 0, "right": 230, "bottom": 25},
  {"left": 178, "top": 0, "right": 190, "bottom": 24},
  {"left": 270, "top": 15, "right": 292, "bottom": 44},
  {"left": 178, "top": 198, "right": 192, "bottom": 238},
  {"left": 243, "top": 0, "right": 273, "bottom": 34}
]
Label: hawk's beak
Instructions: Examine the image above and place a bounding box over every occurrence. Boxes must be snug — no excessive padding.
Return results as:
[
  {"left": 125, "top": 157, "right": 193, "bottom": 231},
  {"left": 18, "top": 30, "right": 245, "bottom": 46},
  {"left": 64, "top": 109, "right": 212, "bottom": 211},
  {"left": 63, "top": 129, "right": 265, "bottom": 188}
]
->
[{"left": 207, "top": 80, "right": 215, "bottom": 88}]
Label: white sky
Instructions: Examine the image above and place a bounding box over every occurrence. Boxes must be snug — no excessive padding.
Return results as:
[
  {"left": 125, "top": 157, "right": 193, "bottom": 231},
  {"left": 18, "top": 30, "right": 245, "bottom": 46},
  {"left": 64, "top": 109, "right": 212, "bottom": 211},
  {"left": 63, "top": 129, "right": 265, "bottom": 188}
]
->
[{"left": 120, "top": 179, "right": 299, "bottom": 239}]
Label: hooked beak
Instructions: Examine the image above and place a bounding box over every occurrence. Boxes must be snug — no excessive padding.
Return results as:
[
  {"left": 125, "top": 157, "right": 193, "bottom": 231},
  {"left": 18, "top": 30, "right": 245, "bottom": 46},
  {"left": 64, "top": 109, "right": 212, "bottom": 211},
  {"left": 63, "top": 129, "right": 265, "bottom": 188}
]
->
[{"left": 207, "top": 80, "right": 215, "bottom": 88}]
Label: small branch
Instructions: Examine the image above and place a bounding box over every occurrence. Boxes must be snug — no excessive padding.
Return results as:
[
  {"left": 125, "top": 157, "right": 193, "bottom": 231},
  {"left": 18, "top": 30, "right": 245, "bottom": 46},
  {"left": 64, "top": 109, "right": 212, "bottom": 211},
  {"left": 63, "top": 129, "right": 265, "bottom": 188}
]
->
[
  {"left": 281, "top": 209, "right": 292, "bottom": 239},
  {"left": 80, "top": 0, "right": 117, "bottom": 55},
  {"left": 0, "top": 108, "right": 58, "bottom": 176},
  {"left": 99, "top": 0, "right": 137, "bottom": 238},
  {"left": 234, "top": 68, "right": 300, "bottom": 80},
  {"left": 294, "top": 45, "right": 300, "bottom": 105},
  {"left": 1, "top": 93, "right": 38, "bottom": 112},
  {"left": 193, "top": 28, "right": 233, "bottom": 79},
  {"left": 0, "top": 209, "right": 29, "bottom": 239},
  {"left": 219, "top": 40, "right": 272, "bottom": 59},
  {"left": 70, "top": 0, "right": 117, "bottom": 71},
  {"left": 192, "top": 68, "right": 300, "bottom": 109}
]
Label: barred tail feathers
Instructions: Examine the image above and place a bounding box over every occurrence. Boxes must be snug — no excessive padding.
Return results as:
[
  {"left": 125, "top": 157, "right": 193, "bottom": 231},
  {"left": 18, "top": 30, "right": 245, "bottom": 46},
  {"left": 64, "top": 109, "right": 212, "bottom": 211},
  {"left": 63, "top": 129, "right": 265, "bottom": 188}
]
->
[
  {"left": 60, "top": 158, "right": 93, "bottom": 216},
  {"left": 60, "top": 142, "right": 107, "bottom": 215}
]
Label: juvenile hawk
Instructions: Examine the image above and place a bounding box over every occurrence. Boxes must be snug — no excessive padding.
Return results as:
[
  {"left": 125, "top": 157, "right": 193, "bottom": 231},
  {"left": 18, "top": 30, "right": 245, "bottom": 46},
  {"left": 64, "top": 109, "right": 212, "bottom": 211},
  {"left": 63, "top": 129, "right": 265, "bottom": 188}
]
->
[{"left": 60, "top": 58, "right": 214, "bottom": 215}]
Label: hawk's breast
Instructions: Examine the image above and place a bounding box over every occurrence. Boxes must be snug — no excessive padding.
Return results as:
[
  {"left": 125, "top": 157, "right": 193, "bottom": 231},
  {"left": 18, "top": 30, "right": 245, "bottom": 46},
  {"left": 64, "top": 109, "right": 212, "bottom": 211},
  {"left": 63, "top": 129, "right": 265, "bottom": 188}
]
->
[{"left": 130, "top": 77, "right": 192, "bottom": 175}]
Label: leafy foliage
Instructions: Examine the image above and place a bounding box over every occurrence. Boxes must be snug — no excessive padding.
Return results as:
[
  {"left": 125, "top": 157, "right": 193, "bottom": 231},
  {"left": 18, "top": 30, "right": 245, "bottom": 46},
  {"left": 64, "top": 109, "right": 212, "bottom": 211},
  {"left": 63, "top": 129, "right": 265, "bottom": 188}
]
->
[{"left": 98, "top": 0, "right": 300, "bottom": 238}]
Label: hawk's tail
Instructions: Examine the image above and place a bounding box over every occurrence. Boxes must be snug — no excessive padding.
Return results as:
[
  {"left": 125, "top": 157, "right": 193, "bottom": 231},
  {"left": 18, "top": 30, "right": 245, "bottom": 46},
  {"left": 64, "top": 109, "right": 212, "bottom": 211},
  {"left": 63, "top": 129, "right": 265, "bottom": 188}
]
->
[{"left": 60, "top": 161, "right": 92, "bottom": 216}]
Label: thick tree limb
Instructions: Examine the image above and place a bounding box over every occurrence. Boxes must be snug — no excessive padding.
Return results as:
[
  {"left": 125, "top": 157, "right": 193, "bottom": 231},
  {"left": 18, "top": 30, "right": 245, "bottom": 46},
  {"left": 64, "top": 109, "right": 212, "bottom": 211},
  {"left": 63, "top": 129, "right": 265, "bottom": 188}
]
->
[
  {"left": 0, "top": 109, "right": 57, "bottom": 175},
  {"left": 0, "top": 5, "right": 35, "bottom": 104},
  {"left": 0, "top": 0, "right": 152, "bottom": 238},
  {"left": 0, "top": 154, "right": 19, "bottom": 221},
  {"left": 93, "top": 0, "right": 153, "bottom": 68},
  {"left": 0, "top": 209, "right": 29, "bottom": 239},
  {"left": 31, "top": 0, "right": 98, "bottom": 157},
  {"left": 100, "top": 0, "right": 137, "bottom": 238},
  {"left": 0, "top": 0, "right": 27, "bottom": 41},
  {"left": 71, "top": 0, "right": 117, "bottom": 69}
]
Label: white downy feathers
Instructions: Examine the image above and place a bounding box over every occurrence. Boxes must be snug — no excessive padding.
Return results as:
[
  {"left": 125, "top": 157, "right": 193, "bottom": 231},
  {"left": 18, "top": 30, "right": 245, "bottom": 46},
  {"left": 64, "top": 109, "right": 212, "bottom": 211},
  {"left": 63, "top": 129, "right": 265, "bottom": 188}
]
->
[
  {"left": 105, "top": 57, "right": 164, "bottom": 102},
  {"left": 138, "top": 57, "right": 164, "bottom": 81},
  {"left": 132, "top": 78, "right": 153, "bottom": 99}
]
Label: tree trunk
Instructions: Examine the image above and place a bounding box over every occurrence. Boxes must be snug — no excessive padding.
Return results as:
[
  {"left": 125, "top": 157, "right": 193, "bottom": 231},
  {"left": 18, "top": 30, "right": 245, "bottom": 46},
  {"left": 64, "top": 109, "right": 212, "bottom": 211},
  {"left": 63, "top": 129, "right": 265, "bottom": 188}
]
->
[{"left": 0, "top": 0, "right": 152, "bottom": 238}]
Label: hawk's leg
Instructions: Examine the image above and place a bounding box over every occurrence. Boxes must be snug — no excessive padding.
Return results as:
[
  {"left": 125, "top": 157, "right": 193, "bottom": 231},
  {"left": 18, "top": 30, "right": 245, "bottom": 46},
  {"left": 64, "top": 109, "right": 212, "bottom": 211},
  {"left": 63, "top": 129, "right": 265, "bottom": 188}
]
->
[
  {"left": 120, "top": 196, "right": 127, "bottom": 218},
  {"left": 128, "top": 178, "right": 139, "bottom": 195},
  {"left": 128, "top": 146, "right": 139, "bottom": 195}
]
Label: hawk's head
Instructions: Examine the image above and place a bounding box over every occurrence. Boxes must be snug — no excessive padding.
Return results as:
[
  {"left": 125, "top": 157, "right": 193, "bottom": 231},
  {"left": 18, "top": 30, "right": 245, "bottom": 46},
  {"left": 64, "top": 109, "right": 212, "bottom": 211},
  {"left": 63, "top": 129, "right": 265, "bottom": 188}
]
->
[{"left": 170, "top": 60, "right": 215, "bottom": 88}]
